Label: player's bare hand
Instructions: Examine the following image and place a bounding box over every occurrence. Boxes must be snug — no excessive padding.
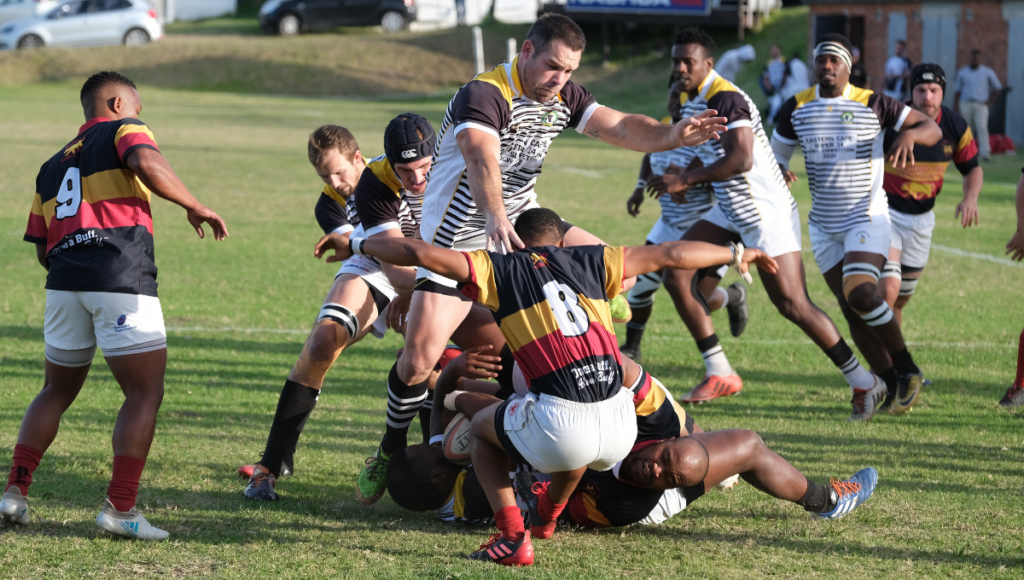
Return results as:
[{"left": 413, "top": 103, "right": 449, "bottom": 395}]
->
[
  {"left": 1006, "top": 231, "right": 1024, "bottom": 261},
  {"left": 779, "top": 164, "right": 798, "bottom": 187},
  {"left": 955, "top": 199, "right": 979, "bottom": 228},
  {"left": 186, "top": 204, "right": 228, "bottom": 241},
  {"left": 485, "top": 215, "right": 525, "bottom": 254},
  {"left": 888, "top": 133, "right": 916, "bottom": 168},
  {"left": 313, "top": 232, "right": 352, "bottom": 263},
  {"left": 627, "top": 188, "right": 644, "bottom": 217},
  {"left": 647, "top": 172, "right": 689, "bottom": 197},
  {"left": 449, "top": 345, "right": 502, "bottom": 379},
  {"left": 386, "top": 293, "right": 411, "bottom": 334},
  {"left": 742, "top": 248, "right": 778, "bottom": 274},
  {"left": 675, "top": 109, "right": 728, "bottom": 148}
]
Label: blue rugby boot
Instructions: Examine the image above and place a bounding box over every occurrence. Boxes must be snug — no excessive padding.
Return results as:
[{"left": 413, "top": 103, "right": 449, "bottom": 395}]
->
[{"left": 812, "top": 467, "right": 878, "bottom": 520}]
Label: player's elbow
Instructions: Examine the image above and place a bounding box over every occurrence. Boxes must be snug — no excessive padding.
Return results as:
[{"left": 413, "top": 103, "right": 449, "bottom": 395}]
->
[{"left": 735, "top": 153, "right": 754, "bottom": 173}]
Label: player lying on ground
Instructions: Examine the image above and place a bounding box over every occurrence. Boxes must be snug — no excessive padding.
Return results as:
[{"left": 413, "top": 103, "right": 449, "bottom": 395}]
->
[
  {"left": 387, "top": 348, "right": 878, "bottom": 531},
  {"left": 1000, "top": 167, "right": 1024, "bottom": 407},
  {"left": 621, "top": 79, "right": 745, "bottom": 364},
  {"left": 357, "top": 13, "right": 730, "bottom": 506},
  {"left": 313, "top": 207, "right": 776, "bottom": 566},
  {"left": 645, "top": 27, "right": 887, "bottom": 420},
  {"left": 878, "top": 64, "right": 983, "bottom": 327},
  {"left": 772, "top": 33, "right": 942, "bottom": 418},
  {"left": 1, "top": 71, "right": 228, "bottom": 540}
]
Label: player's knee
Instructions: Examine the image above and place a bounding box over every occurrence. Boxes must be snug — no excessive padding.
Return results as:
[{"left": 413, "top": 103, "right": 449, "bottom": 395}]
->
[
  {"left": 772, "top": 296, "right": 803, "bottom": 323},
  {"left": 845, "top": 285, "right": 880, "bottom": 313},
  {"left": 397, "top": 350, "right": 435, "bottom": 385},
  {"left": 841, "top": 263, "right": 882, "bottom": 311},
  {"left": 307, "top": 323, "right": 345, "bottom": 365},
  {"left": 899, "top": 275, "right": 919, "bottom": 298},
  {"left": 317, "top": 303, "right": 359, "bottom": 344},
  {"left": 661, "top": 267, "right": 691, "bottom": 294},
  {"left": 734, "top": 429, "right": 765, "bottom": 456}
]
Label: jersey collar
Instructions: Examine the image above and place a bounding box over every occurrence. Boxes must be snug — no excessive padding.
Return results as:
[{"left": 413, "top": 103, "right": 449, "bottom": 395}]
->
[
  {"left": 79, "top": 117, "right": 112, "bottom": 135},
  {"left": 696, "top": 69, "right": 720, "bottom": 101},
  {"left": 508, "top": 55, "right": 524, "bottom": 99},
  {"left": 815, "top": 83, "right": 852, "bottom": 100}
]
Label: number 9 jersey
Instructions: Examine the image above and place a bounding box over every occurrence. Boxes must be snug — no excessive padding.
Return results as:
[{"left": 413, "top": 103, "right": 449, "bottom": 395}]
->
[
  {"left": 24, "top": 118, "right": 162, "bottom": 296},
  {"left": 459, "top": 244, "right": 626, "bottom": 403}
]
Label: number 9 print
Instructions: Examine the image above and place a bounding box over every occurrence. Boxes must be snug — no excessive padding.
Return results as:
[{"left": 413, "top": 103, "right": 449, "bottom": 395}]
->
[
  {"left": 55, "top": 167, "right": 83, "bottom": 220},
  {"left": 542, "top": 281, "right": 590, "bottom": 337}
]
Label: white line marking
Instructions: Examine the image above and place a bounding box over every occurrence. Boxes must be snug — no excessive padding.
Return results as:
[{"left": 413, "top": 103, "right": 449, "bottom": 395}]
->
[
  {"left": 167, "top": 326, "right": 309, "bottom": 335},
  {"left": 549, "top": 164, "right": 602, "bottom": 179},
  {"left": 931, "top": 244, "right": 1024, "bottom": 268}
]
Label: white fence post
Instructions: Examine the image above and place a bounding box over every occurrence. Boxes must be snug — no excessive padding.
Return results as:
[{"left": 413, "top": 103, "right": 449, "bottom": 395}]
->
[
  {"left": 506, "top": 37, "right": 516, "bottom": 64},
  {"left": 472, "top": 26, "right": 485, "bottom": 74}
]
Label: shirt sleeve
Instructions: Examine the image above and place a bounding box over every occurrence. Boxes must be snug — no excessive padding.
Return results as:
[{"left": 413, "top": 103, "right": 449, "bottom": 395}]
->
[
  {"left": 314, "top": 193, "right": 352, "bottom": 236},
  {"left": 707, "top": 90, "right": 751, "bottom": 130},
  {"left": 952, "top": 128, "right": 980, "bottom": 175},
  {"left": 114, "top": 118, "right": 159, "bottom": 164},
  {"left": 458, "top": 250, "right": 501, "bottom": 311},
  {"left": 24, "top": 181, "right": 47, "bottom": 245},
  {"left": 602, "top": 246, "right": 625, "bottom": 299},
  {"left": 353, "top": 168, "right": 403, "bottom": 237},
  {"left": 870, "top": 94, "right": 912, "bottom": 130},
  {"left": 560, "top": 81, "right": 601, "bottom": 133},
  {"left": 772, "top": 96, "right": 799, "bottom": 143},
  {"left": 450, "top": 81, "right": 510, "bottom": 140}
]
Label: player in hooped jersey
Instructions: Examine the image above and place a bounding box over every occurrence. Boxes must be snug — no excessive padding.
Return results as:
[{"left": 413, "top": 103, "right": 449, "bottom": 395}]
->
[
  {"left": 878, "top": 64, "right": 983, "bottom": 326},
  {"left": 645, "top": 28, "right": 884, "bottom": 418},
  {"left": 313, "top": 207, "right": 777, "bottom": 565},
  {"left": 355, "top": 13, "right": 729, "bottom": 504},
  {"left": 1, "top": 72, "right": 228, "bottom": 538},
  {"left": 771, "top": 34, "right": 942, "bottom": 417}
]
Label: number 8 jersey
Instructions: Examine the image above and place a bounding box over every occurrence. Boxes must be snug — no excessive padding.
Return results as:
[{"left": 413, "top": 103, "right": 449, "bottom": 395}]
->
[
  {"left": 460, "top": 245, "right": 625, "bottom": 403},
  {"left": 24, "top": 117, "right": 161, "bottom": 296}
]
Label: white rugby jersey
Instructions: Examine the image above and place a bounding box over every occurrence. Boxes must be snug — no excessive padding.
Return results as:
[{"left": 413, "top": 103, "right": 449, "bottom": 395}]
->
[
  {"left": 772, "top": 84, "right": 910, "bottom": 234},
  {"left": 421, "top": 56, "right": 601, "bottom": 249},
  {"left": 680, "top": 69, "right": 794, "bottom": 228},
  {"left": 354, "top": 154, "right": 423, "bottom": 239},
  {"left": 648, "top": 117, "right": 714, "bottom": 228}
]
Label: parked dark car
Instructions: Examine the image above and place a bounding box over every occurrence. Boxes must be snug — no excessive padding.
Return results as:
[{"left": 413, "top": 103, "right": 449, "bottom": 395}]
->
[{"left": 258, "top": 0, "right": 414, "bottom": 35}]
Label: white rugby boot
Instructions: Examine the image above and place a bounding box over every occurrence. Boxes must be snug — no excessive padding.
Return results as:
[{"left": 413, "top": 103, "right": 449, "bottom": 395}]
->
[
  {"left": 714, "top": 474, "right": 740, "bottom": 491},
  {"left": 0, "top": 487, "right": 30, "bottom": 525},
  {"left": 95, "top": 499, "right": 169, "bottom": 540}
]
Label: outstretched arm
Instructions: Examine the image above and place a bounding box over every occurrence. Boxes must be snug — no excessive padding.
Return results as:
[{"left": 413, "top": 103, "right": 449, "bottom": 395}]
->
[
  {"left": 314, "top": 232, "right": 471, "bottom": 282},
  {"left": 582, "top": 107, "right": 727, "bottom": 153},
  {"left": 887, "top": 109, "right": 943, "bottom": 168},
  {"left": 622, "top": 241, "right": 778, "bottom": 279},
  {"left": 956, "top": 166, "right": 983, "bottom": 228},
  {"left": 126, "top": 148, "right": 228, "bottom": 241}
]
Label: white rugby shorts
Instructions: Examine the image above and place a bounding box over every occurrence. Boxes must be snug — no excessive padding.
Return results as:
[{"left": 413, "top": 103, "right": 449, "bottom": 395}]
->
[
  {"left": 497, "top": 387, "right": 636, "bottom": 474},
  {"left": 889, "top": 209, "right": 935, "bottom": 269},
  {"left": 44, "top": 290, "right": 166, "bottom": 352},
  {"left": 701, "top": 204, "right": 802, "bottom": 259},
  {"left": 808, "top": 214, "right": 892, "bottom": 273},
  {"left": 336, "top": 254, "right": 396, "bottom": 339},
  {"left": 645, "top": 218, "right": 728, "bottom": 278}
]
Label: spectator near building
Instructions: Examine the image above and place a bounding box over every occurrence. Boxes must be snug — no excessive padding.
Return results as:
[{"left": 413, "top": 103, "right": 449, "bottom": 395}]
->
[
  {"left": 955, "top": 50, "right": 1003, "bottom": 161},
  {"left": 849, "top": 46, "right": 868, "bottom": 88},
  {"left": 716, "top": 44, "right": 756, "bottom": 82},
  {"left": 884, "top": 39, "right": 912, "bottom": 100}
]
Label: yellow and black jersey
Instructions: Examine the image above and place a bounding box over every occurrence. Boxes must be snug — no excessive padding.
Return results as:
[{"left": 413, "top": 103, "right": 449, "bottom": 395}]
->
[
  {"left": 460, "top": 245, "right": 625, "bottom": 403},
  {"left": 354, "top": 154, "right": 423, "bottom": 239},
  {"left": 883, "top": 106, "right": 979, "bottom": 214},
  {"left": 436, "top": 466, "right": 493, "bottom": 525},
  {"left": 314, "top": 182, "right": 360, "bottom": 236},
  {"left": 25, "top": 117, "right": 161, "bottom": 296}
]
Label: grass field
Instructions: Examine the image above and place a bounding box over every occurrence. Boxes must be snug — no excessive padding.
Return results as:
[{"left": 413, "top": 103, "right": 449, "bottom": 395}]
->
[{"left": 2, "top": 60, "right": 1024, "bottom": 577}]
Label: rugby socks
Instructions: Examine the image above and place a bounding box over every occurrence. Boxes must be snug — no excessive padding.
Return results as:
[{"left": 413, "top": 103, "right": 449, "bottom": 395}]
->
[
  {"left": 1015, "top": 328, "right": 1024, "bottom": 387},
  {"left": 878, "top": 367, "right": 899, "bottom": 397},
  {"left": 823, "top": 339, "right": 875, "bottom": 392},
  {"left": 6, "top": 444, "right": 43, "bottom": 496},
  {"left": 712, "top": 286, "right": 741, "bottom": 312},
  {"left": 623, "top": 322, "right": 646, "bottom": 352},
  {"left": 533, "top": 489, "right": 566, "bottom": 538},
  {"left": 797, "top": 478, "right": 837, "bottom": 514},
  {"left": 418, "top": 391, "right": 434, "bottom": 445},
  {"left": 381, "top": 364, "right": 429, "bottom": 455},
  {"left": 495, "top": 505, "right": 526, "bottom": 542},
  {"left": 890, "top": 348, "right": 920, "bottom": 377},
  {"left": 107, "top": 455, "right": 146, "bottom": 512},
  {"left": 261, "top": 379, "right": 319, "bottom": 478},
  {"left": 696, "top": 334, "right": 733, "bottom": 377}
]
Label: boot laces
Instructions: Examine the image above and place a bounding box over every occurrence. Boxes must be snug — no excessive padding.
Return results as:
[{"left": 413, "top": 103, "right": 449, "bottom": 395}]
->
[
  {"left": 530, "top": 481, "right": 550, "bottom": 497},
  {"left": 477, "top": 533, "right": 502, "bottom": 551},
  {"left": 829, "top": 478, "right": 861, "bottom": 499}
]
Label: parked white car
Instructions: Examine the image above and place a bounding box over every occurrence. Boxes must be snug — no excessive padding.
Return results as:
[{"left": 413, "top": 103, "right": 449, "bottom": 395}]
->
[
  {"left": 0, "top": 0, "right": 60, "bottom": 27},
  {"left": 0, "top": 0, "right": 162, "bottom": 50}
]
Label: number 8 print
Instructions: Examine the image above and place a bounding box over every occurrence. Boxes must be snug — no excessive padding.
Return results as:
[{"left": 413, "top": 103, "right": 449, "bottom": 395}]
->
[
  {"left": 55, "top": 167, "right": 82, "bottom": 220},
  {"left": 541, "top": 280, "right": 590, "bottom": 337}
]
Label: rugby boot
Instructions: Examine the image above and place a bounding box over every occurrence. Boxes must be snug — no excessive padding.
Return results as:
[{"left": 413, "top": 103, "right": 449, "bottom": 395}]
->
[
  {"left": 714, "top": 474, "right": 740, "bottom": 492},
  {"left": 238, "top": 457, "right": 293, "bottom": 480},
  {"left": 515, "top": 470, "right": 556, "bottom": 539},
  {"left": 999, "top": 385, "right": 1024, "bottom": 408},
  {"left": 95, "top": 499, "right": 170, "bottom": 540},
  {"left": 356, "top": 445, "right": 390, "bottom": 506},
  {"left": 890, "top": 371, "right": 923, "bottom": 415},
  {"left": 812, "top": 467, "right": 877, "bottom": 521},
  {"left": 609, "top": 294, "right": 632, "bottom": 324},
  {"left": 618, "top": 344, "right": 642, "bottom": 364},
  {"left": 243, "top": 465, "right": 279, "bottom": 501},
  {"left": 848, "top": 375, "right": 887, "bottom": 422},
  {"left": 725, "top": 282, "right": 749, "bottom": 337},
  {"left": 468, "top": 532, "right": 534, "bottom": 566},
  {"left": 679, "top": 374, "right": 743, "bottom": 405},
  {"left": 0, "top": 487, "right": 29, "bottom": 525}
]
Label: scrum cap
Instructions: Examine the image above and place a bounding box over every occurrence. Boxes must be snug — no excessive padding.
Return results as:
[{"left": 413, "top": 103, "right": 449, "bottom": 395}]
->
[
  {"left": 910, "top": 63, "right": 946, "bottom": 95},
  {"left": 384, "top": 113, "right": 436, "bottom": 168}
]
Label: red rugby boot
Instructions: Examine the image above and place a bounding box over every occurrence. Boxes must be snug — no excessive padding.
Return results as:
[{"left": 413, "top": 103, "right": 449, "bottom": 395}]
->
[
  {"left": 468, "top": 532, "right": 534, "bottom": 566},
  {"left": 679, "top": 374, "right": 743, "bottom": 405}
]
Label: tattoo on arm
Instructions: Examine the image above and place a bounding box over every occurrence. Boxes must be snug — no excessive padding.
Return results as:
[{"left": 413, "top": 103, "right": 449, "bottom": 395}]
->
[{"left": 584, "top": 127, "right": 601, "bottom": 140}]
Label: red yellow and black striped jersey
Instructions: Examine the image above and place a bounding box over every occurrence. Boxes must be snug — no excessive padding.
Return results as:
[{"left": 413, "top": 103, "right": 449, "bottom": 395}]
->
[
  {"left": 630, "top": 369, "right": 690, "bottom": 445},
  {"left": 460, "top": 245, "right": 625, "bottom": 403},
  {"left": 883, "top": 106, "right": 979, "bottom": 215},
  {"left": 24, "top": 117, "right": 161, "bottom": 296}
]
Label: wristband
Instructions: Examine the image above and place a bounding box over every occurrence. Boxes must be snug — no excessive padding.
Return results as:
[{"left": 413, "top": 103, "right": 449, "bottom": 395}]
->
[
  {"left": 349, "top": 237, "right": 367, "bottom": 255},
  {"left": 429, "top": 434, "right": 444, "bottom": 446},
  {"left": 636, "top": 178, "right": 648, "bottom": 190},
  {"left": 444, "top": 390, "right": 466, "bottom": 411}
]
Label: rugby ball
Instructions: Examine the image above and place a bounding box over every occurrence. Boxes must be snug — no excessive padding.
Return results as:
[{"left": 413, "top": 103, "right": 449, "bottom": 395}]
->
[{"left": 442, "top": 412, "right": 473, "bottom": 466}]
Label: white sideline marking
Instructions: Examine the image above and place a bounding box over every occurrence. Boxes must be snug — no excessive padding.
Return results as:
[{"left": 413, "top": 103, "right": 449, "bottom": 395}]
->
[
  {"left": 931, "top": 244, "right": 1024, "bottom": 268},
  {"left": 550, "top": 164, "right": 602, "bottom": 179},
  {"left": 167, "top": 326, "right": 308, "bottom": 335}
]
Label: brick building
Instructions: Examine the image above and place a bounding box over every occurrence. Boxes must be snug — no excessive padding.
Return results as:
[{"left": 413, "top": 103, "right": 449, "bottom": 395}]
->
[{"left": 806, "top": 0, "right": 1024, "bottom": 144}]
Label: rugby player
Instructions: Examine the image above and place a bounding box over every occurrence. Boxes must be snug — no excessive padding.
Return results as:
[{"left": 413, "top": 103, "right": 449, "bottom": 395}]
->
[
  {"left": 1000, "top": 167, "right": 1024, "bottom": 408},
  {"left": 353, "top": 13, "right": 729, "bottom": 505},
  {"left": 878, "top": 64, "right": 982, "bottom": 326},
  {"left": 645, "top": 28, "right": 886, "bottom": 420},
  {"left": 313, "top": 207, "right": 776, "bottom": 565},
  {"left": 621, "top": 79, "right": 746, "bottom": 364},
  {"left": 771, "top": 34, "right": 942, "bottom": 416},
  {"left": 0, "top": 72, "right": 228, "bottom": 539}
]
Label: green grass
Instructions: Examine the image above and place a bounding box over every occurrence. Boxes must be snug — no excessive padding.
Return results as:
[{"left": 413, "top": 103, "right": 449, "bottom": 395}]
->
[{"left": 1, "top": 80, "right": 1023, "bottom": 578}]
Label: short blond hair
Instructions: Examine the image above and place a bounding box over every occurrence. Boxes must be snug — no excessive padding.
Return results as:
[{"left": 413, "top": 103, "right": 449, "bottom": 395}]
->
[{"left": 308, "top": 125, "right": 359, "bottom": 166}]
